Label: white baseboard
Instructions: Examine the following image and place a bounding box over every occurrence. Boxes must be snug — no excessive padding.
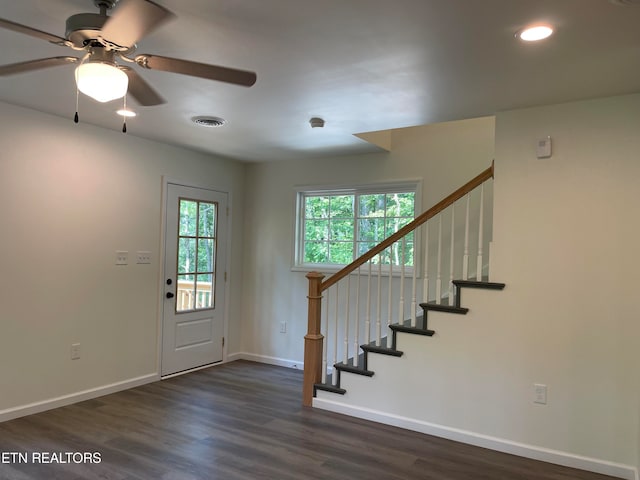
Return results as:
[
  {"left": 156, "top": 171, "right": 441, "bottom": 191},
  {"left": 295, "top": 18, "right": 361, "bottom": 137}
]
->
[
  {"left": 313, "top": 397, "right": 638, "bottom": 480},
  {"left": 0, "top": 373, "right": 159, "bottom": 424},
  {"left": 227, "top": 352, "right": 303, "bottom": 371}
]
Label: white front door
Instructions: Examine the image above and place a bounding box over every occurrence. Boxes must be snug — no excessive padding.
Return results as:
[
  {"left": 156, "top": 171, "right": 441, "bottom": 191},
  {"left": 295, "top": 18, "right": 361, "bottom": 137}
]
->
[{"left": 162, "top": 184, "right": 227, "bottom": 376}]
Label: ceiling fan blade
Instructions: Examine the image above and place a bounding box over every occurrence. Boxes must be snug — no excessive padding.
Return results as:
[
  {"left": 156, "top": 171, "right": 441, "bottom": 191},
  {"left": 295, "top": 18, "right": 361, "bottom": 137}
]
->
[
  {"left": 100, "top": 0, "right": 175, "bottom": 49},
  {"left": 0, "top": 57, "right": 79, "bottom": 76},
  {"left": 120, "top": 67, "right": 166, "bottom": 106},
  {"left": 136, "top": 54, "right": 257, "bottom": 87},
  {"left": 0, "top": 17, "right": 69, "bottom": 46}
]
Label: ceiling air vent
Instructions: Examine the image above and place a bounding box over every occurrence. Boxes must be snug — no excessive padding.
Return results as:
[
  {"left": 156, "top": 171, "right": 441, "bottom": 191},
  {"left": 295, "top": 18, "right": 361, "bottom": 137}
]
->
[{"left": 192, "top": 116, "right": 226, "bottom": 128}]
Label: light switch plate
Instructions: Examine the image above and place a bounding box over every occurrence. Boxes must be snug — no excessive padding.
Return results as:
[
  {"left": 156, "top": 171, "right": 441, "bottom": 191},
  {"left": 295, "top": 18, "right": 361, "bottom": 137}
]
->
[
  {"left": 136, "top": 251, "right": 151, "bottom": 264},
  {"left": 534, "top": 384, "right": 548, "bottom": 404},
  {"left": 115, "top": 251, "right": 128, "bottom": 265}
]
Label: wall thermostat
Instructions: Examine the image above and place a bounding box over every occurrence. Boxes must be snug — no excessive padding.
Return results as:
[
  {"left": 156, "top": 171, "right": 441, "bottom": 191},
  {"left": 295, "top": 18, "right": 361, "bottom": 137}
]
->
[{"left": 536, "top": 136, "right": 552, "bottom": 159}]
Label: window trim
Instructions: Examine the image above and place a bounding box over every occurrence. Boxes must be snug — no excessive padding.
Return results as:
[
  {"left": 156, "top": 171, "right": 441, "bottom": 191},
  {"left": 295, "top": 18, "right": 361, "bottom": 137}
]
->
[{"left": 292, "top": 180, "right": 422, "bottom": 274}]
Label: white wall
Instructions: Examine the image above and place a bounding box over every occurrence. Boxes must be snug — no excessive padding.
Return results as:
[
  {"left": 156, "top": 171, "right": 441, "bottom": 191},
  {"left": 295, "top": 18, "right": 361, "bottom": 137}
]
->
[
  {"left": 315, "top": 94, "right": 640, "bottom": 478},
  {"left": 491, "top": 94, "right": 640, "bottom": 470},
  {"left": 240, "top": 116, "right": 495, "bottom": 364},
  {"left": 0, "top": 102, "right": 245, "bottom": 415}
]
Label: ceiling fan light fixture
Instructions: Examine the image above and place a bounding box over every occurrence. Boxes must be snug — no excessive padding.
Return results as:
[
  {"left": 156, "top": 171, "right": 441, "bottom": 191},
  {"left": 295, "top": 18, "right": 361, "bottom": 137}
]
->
[{"left": 75, "top": 62, "right": 129, "bottom": 103}]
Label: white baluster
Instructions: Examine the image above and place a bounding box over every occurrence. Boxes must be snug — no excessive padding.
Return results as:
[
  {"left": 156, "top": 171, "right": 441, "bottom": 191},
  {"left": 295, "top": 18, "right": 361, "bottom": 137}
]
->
[
  {"left": 344, "top": 275, "right": 350, "bottom": 365},
  {"left": 463, "top": 193, "right": 470, "bottom": 280},
  {"left": 398, "top": 237, "right": 406, "bottom": 328},
  {"left": 354, "top": 267, "right": 361, "bottom": 367},
  {"left": 332, "top": 285, "right": 339, "bottom": 386},
  {"left": 411, "top": 232, "right": 417, "bottom": 327},
  {"left": 476, "top": 183, "right": 485, "bottom": 281},
  {"left": 366, "top": 260, "right": 372, "bottom": 344},
  {"left": 376, "top": 255, "right": 382, "bottom": 347},
  {"left": 436, "top": 216, "right": 443, "bottom": 304},
  {"left": 449, "top": 206, "right": 455, "bottom": 306},
  {"left": 423, "top": 223, "right": 430, "bottom": 304},
  {"left": 387, "top": 246, "right": 393, "bottom": 348},
  {"left": 321, "top": 289, "right": 329, "bottom": 384}
]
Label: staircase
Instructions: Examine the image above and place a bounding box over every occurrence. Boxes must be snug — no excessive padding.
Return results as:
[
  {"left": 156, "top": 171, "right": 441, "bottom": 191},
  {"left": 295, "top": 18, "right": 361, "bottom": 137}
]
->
[
  {"left": 302, "top": 163, "right": 500, "bottom": 407},
  {"left": 314, "top": 279, "right": 505, "bottom": 396}
]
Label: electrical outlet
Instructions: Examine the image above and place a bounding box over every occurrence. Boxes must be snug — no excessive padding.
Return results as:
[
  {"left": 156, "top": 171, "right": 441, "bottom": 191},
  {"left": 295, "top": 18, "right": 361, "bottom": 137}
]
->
[
  {"left": 136, "top": 251, "right": 151, "bottom": 264},
  {"left": 534, "top": 384, "right": 547, "bottom": 404},
  {"left": 280, "top": 321, "right": 287, "bottom": 333},
  {"left": 71, "top": 343, "right": 81, "bottom": 360},
  {"left": 115, "top": 251, "right": 128, "bottom": 265}
]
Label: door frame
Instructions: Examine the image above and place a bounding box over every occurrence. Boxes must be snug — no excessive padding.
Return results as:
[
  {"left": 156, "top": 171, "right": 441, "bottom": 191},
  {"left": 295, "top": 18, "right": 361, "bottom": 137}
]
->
[{"left": 157, "top": 177, "right": 233, "bottom": 377}]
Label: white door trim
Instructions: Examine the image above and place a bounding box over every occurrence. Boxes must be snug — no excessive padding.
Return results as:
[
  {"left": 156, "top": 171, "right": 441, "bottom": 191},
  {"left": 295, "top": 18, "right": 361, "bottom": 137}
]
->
[{"left": 157, "top": 177, "right": 233, "bottom": 377}]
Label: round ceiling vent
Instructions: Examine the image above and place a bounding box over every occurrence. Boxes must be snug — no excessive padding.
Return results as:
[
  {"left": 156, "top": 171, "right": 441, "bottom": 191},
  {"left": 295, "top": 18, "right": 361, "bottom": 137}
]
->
[
  {"left": 192, "top": 116, "right": 226, "bottom": 128},
  {"left": 609, "top": 0, "right": 640, "bottom": 6}
]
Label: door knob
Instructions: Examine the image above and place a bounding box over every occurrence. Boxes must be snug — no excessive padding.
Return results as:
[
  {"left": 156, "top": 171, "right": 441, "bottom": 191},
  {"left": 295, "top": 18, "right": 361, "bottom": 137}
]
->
[{"left": 166, "top": 292, "right": 175, "bottom": 299}]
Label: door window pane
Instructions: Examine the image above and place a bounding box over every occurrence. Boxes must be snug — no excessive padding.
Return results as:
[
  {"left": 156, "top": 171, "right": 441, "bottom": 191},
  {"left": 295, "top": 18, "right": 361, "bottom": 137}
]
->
[
  {"left": 176, "top": 199, "right": 218, "bottom": 312},
  {"left": 179, "top": 200, "right": 198, "bottom": 236},
  {"left": 198, "top": 203, "right": 216, "bottom": 238},
  {"left": 178, "top": 238, "right": 196, "bottom": 274},
  {"left": 196, "top": 274, "right": 213, "bottom": 309},
  {"left": 177, "top": 274, "right": 195, "bottom": 311},
  {"left": 198, "top": 239, "right": 215, "bottom": 273}
]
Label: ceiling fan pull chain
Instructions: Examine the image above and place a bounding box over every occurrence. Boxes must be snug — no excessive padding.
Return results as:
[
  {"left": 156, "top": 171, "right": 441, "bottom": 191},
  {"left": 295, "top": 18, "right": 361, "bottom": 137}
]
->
[
  {"left": 74, "top": 86, "right": 79, "bottom": 124},
  {"left": 122, "top": 94, "right": 127, "bottom": 133}
]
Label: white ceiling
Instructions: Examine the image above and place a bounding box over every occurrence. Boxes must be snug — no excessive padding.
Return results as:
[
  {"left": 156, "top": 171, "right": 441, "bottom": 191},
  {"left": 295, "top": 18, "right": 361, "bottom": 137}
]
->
[{"left": 1, "top": 0, "right": 639, "bottom": 162}]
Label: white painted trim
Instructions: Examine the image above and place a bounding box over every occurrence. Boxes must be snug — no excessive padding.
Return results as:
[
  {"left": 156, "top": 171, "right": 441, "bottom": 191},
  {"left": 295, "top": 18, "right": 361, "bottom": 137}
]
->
[
  {"left": 156, "top": 176, "right": 169, "bottom": 379},
  {"left": 222, "top": 191, "right": 233, "bottom": 363},
  {"left": 0, "top": 373, "right": 159, "bottom": 424},
  {"left": 160, "top": 361, "right": 224, "bottom": 379},
  {"left": 227, "top": 352, "right": 303, "bottom": 371},
  {"left": 312, "top": 397, "right": 638, "bottom": 480}
]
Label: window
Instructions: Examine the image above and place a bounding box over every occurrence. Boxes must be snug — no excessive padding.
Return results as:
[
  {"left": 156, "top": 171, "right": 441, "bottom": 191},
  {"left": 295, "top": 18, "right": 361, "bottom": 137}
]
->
[
  {"left": 176, "top": 199, "right": 217, "bottom": 311},
  {"left": 295, "top": 182, "right": 418, "bottom": 270}
]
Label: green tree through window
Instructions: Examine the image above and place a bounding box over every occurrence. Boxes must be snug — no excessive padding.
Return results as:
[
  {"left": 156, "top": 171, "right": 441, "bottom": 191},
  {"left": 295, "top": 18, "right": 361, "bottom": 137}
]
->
[
  {"left": 177, "top": 199, "right": 217, "bottom": 311},
  {"left": 299, "top": 186, "right": 416, "bottom": 267}
]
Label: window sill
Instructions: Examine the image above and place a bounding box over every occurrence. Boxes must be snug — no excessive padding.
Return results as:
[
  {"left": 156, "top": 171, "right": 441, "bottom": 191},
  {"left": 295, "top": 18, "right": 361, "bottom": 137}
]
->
[{"left": 291, "top": 264, "right": 418, "bottom": 277}]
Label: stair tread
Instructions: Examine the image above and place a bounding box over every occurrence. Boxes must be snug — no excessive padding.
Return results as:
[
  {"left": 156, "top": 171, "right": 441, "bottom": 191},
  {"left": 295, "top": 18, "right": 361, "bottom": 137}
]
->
[
  {"left": 453, "top": 279, "right": 506, "bottom": 290},
  {"left": 391, "top": 323, "right": 436, "bottom": 336},
  {"left": 314, "top": 374, "right": 346, "bottom": 395},
  {"left": 361, "top": 339, "right": 403, "bottom": 357},
  {"left": 388, "top": 315, "right": 435, "bottom": 336},
  {"left": 421, "top": 302, "right": 469, "bottom": 314},
  {"left": 334, "top": 353, "right": 374, "bottom": 376}
]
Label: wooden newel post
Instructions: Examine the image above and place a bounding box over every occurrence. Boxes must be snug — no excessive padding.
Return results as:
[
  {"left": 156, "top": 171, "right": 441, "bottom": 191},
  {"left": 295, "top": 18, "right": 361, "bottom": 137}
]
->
[{"left": 303, "top": 271, "right": 325, "bottom": 407}]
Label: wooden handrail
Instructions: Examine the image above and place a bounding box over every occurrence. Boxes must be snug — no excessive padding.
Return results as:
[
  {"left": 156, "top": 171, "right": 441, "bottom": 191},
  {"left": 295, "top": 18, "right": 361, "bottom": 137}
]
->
[{"left": 320, "top": 162, "right": 494, "bottom": 292}]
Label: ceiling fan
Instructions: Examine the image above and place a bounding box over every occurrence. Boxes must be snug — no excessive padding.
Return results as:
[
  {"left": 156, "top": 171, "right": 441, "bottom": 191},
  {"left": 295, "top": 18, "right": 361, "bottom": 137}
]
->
[{"left": 0, "top": 0, "right": 257, "bottom": 107}]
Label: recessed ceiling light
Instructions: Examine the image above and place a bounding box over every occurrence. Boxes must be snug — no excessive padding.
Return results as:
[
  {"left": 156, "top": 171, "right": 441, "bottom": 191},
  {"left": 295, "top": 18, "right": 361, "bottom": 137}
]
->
[
  {"left": 518, "top": 25, "right": 554, "bottom": 42},
  {"left": 117, "top": 109, "right": 137, "bottom": 117}
]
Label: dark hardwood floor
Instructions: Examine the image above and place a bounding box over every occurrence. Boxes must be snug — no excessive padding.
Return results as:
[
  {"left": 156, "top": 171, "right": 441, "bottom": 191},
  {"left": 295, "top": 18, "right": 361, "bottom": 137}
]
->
[{"left": 0, "top": 360, "right": 619, "bottom": 480}]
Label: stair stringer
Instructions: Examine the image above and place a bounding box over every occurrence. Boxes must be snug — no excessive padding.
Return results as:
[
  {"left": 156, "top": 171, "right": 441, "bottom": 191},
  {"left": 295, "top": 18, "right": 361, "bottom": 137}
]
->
[{"left": 314, "top": 287, "right": 511, "bottom": 440}]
